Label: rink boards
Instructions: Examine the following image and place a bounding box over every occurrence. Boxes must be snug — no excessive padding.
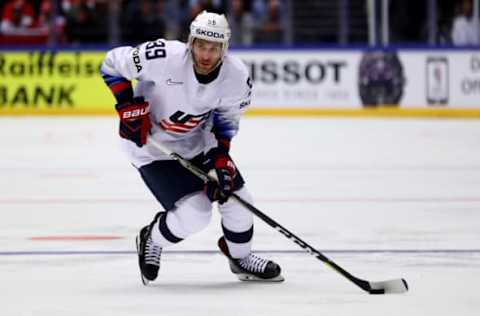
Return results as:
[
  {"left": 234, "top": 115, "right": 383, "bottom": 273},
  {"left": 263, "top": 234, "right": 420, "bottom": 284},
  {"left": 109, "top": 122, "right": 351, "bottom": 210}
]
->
[{"left": 0, "top": 47, "right": 479, "bottom": 117}]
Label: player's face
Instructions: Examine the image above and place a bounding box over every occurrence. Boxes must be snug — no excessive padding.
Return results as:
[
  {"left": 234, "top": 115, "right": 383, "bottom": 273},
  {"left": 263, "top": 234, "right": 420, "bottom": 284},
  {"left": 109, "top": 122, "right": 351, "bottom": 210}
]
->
[{"left": 192, "top": 39, "right": 223, "bottom": 75}]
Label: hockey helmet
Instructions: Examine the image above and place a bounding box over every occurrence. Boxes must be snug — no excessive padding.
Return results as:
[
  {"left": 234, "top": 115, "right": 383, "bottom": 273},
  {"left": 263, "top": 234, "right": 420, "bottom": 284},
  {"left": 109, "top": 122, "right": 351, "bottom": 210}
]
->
[{"left": 188, "top": 11, "right": 231, "bottom": 58}]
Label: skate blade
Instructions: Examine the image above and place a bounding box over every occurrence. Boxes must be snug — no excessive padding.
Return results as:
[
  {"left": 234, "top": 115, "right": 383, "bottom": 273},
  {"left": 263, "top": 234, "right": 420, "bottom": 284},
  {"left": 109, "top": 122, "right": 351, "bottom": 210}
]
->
[
  {"left": 136, "top": 236, "right": 150, "bottom": 286},
  {"left": 140, "top": 274, "right": 151, "bottom": 286},
  {"left": 236, "top": 273, "right": 285, "bottom": 282}
]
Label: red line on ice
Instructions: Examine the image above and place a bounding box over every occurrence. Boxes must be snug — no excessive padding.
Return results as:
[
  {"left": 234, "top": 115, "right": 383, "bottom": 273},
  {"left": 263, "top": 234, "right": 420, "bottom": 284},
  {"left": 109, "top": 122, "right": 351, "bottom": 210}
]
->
[{"left": 29, "top": 235, "right": 124, "bottom": 241}]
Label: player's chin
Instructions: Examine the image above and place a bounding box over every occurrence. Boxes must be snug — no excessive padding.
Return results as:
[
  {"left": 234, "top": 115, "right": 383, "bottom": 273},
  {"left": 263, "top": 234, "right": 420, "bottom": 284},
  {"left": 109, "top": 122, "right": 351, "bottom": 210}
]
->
[{"left": 199, "top": 64, "right": 215, "bottom": 74}]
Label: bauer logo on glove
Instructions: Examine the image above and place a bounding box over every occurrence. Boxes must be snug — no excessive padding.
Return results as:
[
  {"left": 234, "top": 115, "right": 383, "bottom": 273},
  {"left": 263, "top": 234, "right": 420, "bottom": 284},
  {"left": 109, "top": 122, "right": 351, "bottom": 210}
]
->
[{"left": 121, "top": 107, "right": 150, "bottom": 120}]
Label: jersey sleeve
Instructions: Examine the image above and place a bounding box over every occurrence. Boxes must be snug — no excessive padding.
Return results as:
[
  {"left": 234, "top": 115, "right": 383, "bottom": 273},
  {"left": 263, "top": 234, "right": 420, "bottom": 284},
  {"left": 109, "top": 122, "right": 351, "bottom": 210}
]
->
[
  {"left": 212, "top": 65, "right": 252, "bottom": 141},
  {"left": 100, "top": 39, "right": 183, "bottom": 103},
  {"left": 101, "top": 44, "right": 146, "bottom": 81},
  {"left": 101, "top": 39, "right": 183, "bottom": 81}
]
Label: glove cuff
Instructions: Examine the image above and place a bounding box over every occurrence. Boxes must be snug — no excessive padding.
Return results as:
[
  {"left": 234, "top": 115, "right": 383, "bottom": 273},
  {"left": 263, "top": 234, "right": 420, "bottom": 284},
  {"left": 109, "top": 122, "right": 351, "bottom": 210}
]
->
[
  {"left": 107, "top": 78, "right": 133, "bottom": 104},
  {"left": 214, "top": 156, "right": 236, "bottom": 172},
  {"left": 216, "top": 138, "right": 231, "bottom": 156}
]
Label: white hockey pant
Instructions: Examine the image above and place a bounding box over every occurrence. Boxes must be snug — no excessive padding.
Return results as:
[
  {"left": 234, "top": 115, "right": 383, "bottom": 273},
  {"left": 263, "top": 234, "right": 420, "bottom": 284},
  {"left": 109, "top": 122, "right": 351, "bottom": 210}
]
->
[{"left": 150, "top": 187, "right": 254, "bottom": 258}]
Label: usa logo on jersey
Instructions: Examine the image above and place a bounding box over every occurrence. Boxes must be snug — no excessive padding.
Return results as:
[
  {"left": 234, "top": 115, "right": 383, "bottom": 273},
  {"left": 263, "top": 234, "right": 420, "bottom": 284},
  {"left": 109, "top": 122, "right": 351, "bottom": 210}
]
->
[{"left": 159, "top": 110, "right": 210, "bottom": 134}]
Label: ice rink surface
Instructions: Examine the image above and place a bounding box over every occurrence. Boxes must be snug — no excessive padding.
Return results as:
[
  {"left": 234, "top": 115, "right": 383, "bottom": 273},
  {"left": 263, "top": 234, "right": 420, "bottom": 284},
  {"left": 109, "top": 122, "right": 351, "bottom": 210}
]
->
[{"left": 1, "top": 116, "right": 480, "bottom": 316}]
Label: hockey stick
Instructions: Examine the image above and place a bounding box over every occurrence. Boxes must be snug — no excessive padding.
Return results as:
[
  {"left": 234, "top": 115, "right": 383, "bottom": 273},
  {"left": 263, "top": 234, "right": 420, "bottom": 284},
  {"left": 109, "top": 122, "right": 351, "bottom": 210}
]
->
[{"left": 147, "top": 137, "right": 409, "bottom": 294}]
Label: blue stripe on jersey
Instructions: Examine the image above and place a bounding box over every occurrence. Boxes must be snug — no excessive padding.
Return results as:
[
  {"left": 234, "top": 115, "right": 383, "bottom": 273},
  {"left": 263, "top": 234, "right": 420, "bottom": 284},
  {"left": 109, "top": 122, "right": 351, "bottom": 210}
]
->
[
  {"left": 100, "top": 69, "right": 133, "bottom": 103},
  {"left": 100, "top": 71, "right": 127, "bottom": 86},
  {"left": 212, "top": 111, "right": 238, "bottom": 140}
]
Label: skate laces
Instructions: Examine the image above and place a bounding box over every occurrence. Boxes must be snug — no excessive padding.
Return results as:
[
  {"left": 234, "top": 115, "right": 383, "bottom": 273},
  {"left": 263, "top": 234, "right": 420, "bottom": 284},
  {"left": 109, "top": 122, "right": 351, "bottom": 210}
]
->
[
  {"left": 144, "top": 237, "right": 162, "bottom": 266},
  {"left": 239, "top": 253, "right": 269, "bottom": 273}
]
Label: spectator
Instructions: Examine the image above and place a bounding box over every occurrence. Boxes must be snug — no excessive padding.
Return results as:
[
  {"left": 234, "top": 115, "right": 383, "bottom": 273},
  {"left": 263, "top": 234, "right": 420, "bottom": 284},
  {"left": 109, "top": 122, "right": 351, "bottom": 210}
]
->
[
  {"left": 157, "top": 0, "right": 186, "bottom": 40},
  {"left": 389, "top": 0, "right": 427, "bottom": 43},
  {"left": 123, "top": 0, "right": 167, "bottom": 45},
  {"left": 451, "top": 0, "right": 479, "bottom": 45},
  {"left": 156, "top": 0, "right": 190, "bottom": 41},
  {"left": 227, "top": 0, "right": 254, "bottom": 46},
  {"left": 0, "top": 0, "right": 35, "bottom": 35},
  {"left": 251, "top": 0, "right": 265, "bottom": 20},
  {"left": 436, "top": 0, "right": 456, "bottom": 44},
  {"left": 253, "top": 0, "right": 284, "bottom": 44},
  {"left": 36, "top": 0, "right": 66, "bottom": 43},
  {"left": 64, "top": 0, "right": 106, "bottom": 44},
  {"left": 189, "top": 0, "right": 226, "bottom": 17}
]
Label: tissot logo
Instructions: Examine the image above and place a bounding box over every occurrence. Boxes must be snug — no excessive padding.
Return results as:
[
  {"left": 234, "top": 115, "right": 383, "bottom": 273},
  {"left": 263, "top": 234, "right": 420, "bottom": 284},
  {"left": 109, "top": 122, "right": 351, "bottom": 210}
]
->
[
  {"left": 244, "top": 59, "right": 346, "bottom": 85},
  {"left": 195, "top": 29, "right": 225, "bottom": 39}
]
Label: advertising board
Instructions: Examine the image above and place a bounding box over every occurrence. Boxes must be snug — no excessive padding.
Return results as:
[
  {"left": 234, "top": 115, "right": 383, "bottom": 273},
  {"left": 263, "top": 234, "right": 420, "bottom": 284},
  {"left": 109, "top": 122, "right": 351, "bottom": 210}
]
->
[
  {"left": 0, "top": 48, "right": 478, "bottom": 117},
  {"left": 0, "top": 51, "right": 113, "bottom": 115}
]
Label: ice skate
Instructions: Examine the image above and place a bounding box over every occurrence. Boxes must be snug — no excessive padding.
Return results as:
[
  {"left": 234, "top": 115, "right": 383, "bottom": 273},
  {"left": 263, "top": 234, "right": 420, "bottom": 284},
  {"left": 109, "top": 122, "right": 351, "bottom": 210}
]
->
[
  {"left": 218, "top": 237, "right": 284, "bottom": 282},
  {"left": 136, "top": 213, "right": 164, "bottom": 285}
]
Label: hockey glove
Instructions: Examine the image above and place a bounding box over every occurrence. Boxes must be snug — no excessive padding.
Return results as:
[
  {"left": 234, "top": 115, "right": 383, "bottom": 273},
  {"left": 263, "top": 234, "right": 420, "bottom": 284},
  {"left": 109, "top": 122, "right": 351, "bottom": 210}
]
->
[
  {"left": 115, "top": 97, "right": 151, "bottom": 147},
  {"left": 205, "top": 143, "right": 236, "bottom": 205}
]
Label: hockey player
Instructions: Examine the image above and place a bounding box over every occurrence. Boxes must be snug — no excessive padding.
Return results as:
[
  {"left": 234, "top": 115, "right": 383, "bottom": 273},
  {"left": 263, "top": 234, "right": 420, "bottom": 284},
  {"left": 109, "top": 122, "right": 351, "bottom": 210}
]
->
[{"left": 100, "top": 11, "right": 283, "bottom": 284}]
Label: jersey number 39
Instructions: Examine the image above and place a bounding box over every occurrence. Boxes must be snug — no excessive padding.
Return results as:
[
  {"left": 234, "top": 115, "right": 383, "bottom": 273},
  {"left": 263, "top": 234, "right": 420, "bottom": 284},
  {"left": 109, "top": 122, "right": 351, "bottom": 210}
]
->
[{"left": 145, "top": 40, "right": 167, "bottom": 60}]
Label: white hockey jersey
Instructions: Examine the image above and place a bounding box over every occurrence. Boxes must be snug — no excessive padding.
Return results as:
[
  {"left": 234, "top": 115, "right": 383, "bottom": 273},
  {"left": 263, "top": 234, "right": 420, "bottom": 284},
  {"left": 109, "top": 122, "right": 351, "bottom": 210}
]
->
[{"left": 101, "top": 39, "right": 252, "bottom": 167}]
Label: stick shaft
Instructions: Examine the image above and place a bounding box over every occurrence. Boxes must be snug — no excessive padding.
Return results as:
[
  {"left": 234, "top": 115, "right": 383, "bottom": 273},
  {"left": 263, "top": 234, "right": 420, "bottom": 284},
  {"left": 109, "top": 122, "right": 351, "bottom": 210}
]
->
[
  {"left": 230, "top": 192, "right": 373, "bottom": 291},
  {"left": 147, "top": 137, "right": 375, "bottom": 293}
]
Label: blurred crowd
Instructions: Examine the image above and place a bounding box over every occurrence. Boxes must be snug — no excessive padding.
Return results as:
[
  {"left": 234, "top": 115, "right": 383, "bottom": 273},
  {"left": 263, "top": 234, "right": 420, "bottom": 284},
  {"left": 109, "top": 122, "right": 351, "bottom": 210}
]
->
[
  {"left": 0, "top": 0, "right": 287, "bottom": 46},
  {"left": 120, "top": 0, "right": 287, "bottom": 45},
  {"left": 0, "top": 0, "right": 478, "bottom": 47},
  {"left": 388, "top": 0, "right": 479, "bottom": 45}
]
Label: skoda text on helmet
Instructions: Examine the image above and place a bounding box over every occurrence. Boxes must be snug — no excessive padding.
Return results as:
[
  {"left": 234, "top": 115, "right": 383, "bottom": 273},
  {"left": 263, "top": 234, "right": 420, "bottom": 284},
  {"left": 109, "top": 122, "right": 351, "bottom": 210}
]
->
[{"left": 188, "top": 11, "right": 231, "bottom": 60}]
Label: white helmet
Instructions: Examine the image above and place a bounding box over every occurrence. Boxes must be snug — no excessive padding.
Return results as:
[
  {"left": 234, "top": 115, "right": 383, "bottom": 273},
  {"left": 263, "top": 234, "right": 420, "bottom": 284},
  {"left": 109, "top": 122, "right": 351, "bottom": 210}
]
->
[{"left": 188, "top": 11, "right": 231, "bottom": 58}]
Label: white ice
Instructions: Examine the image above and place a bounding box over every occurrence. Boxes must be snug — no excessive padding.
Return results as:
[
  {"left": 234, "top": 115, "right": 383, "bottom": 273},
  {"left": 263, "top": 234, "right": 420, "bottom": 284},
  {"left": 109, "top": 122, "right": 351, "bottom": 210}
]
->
[{"left": 1, "top": 116, "right": 480, "bottom": 316}]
